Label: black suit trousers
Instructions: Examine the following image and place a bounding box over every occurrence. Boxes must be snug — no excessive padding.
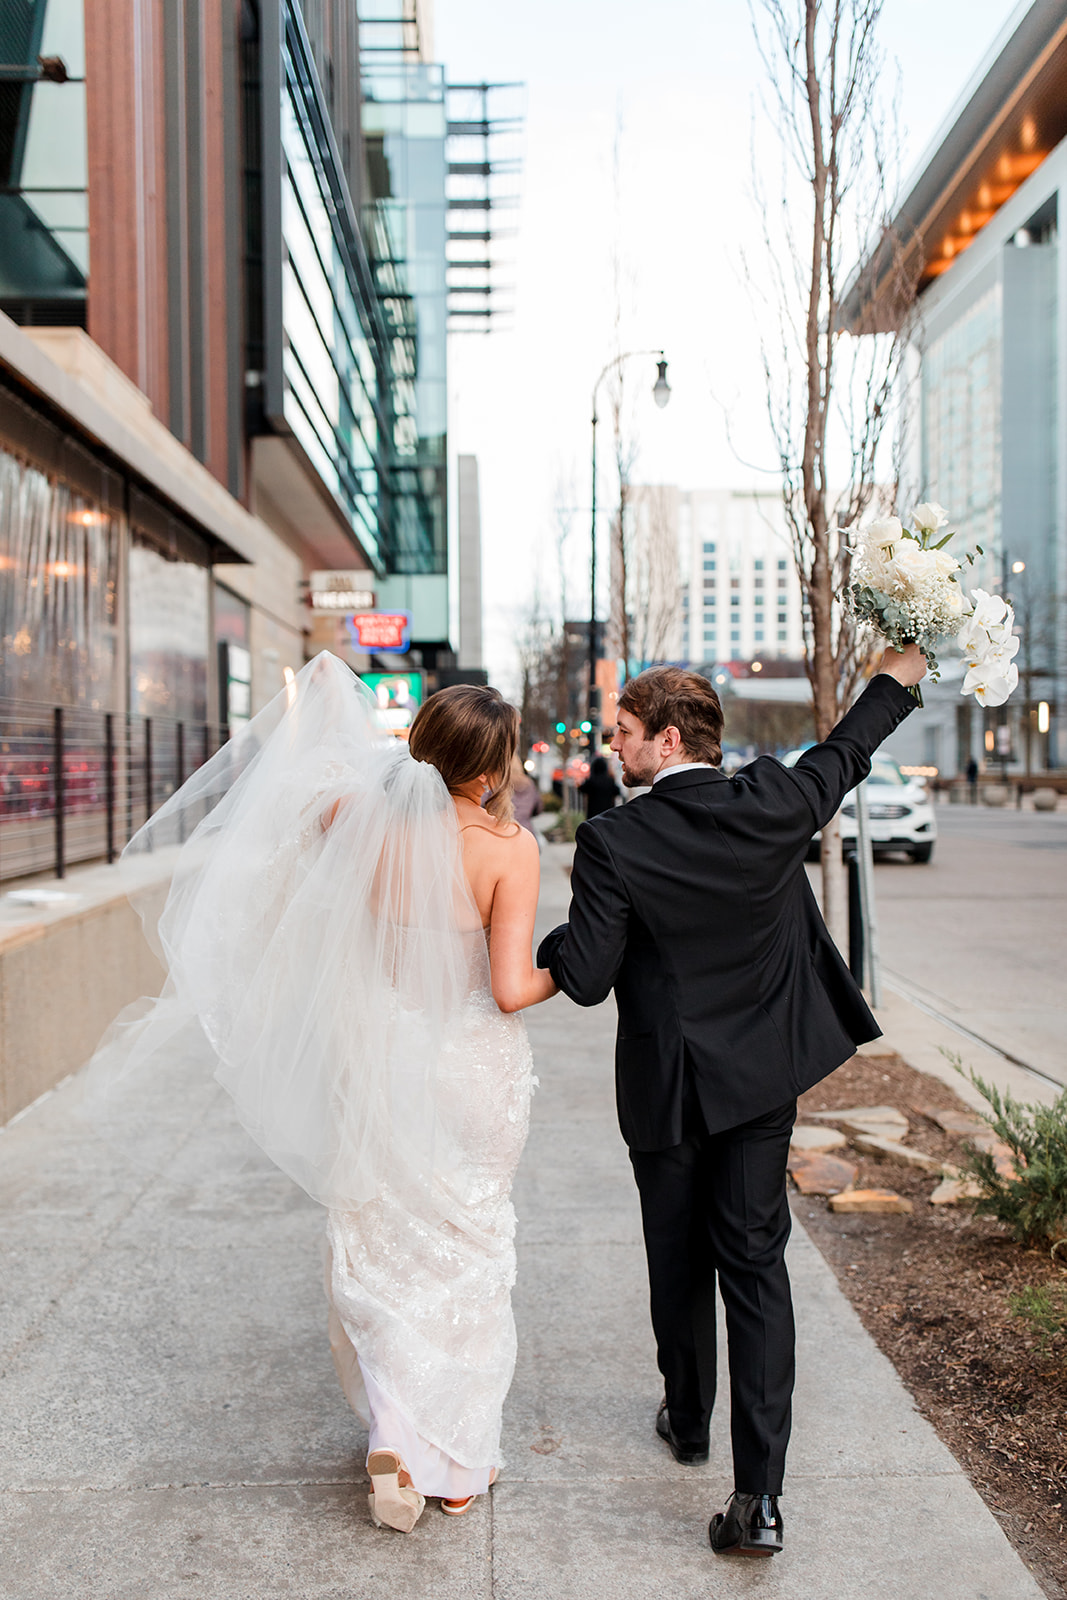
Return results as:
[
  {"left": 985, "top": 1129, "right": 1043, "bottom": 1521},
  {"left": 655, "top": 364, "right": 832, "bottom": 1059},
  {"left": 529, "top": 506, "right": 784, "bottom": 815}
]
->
[{"left": 628, "top": 1091, "right": 797, "bottom": 1495}]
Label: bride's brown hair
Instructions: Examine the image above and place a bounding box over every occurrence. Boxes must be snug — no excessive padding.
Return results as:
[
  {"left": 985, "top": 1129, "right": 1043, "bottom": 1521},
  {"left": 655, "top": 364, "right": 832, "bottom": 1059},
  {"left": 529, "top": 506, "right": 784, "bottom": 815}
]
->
[{"left": 409, "top": 683, "right": 521, "bottom": 823}]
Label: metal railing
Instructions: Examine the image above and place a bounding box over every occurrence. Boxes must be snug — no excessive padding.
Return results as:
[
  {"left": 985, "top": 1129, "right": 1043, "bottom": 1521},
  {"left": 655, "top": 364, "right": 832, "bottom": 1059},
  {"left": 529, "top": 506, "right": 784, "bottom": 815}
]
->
[{"left": 0, "top": 698, "right": 228, "bottom": 883}]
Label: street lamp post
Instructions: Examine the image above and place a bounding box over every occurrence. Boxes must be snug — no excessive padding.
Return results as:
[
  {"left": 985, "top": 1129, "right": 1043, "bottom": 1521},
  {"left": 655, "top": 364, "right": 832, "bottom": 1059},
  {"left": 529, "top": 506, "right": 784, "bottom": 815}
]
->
[{"left": 588, "top": 352, "right": 670, "bottom": 749}]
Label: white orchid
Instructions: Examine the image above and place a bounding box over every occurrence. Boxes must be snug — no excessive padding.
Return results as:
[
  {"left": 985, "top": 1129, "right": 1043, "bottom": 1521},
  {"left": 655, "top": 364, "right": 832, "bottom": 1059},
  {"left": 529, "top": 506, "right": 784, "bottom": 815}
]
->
[
  {"left": 962, "top": 658, "right": 1019, "bottom": 708},
  {"left": 912, "top": 501, "right": 950, "bottom": 535}
]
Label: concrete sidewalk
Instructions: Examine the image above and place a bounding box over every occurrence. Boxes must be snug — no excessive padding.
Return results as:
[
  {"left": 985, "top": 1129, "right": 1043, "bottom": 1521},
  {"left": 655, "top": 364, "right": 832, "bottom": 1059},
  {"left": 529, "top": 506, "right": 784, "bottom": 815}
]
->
[{"left": 0, "top": 844, "right": 1045, "bottom": 1598}]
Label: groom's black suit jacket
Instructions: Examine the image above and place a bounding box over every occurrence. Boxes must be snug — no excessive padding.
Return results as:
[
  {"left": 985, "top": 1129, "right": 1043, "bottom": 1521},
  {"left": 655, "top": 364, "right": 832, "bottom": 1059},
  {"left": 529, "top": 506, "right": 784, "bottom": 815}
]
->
[{"left": 537, "top": 674, "right": 915, "bottom": 1149}]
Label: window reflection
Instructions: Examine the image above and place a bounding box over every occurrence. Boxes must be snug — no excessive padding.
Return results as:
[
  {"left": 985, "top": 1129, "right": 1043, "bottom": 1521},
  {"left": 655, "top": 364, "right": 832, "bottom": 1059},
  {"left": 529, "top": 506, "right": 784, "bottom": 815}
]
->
[
  {"left": 128, "top": 535, "right": 209, "bottom": 721},
  {"left": 0, "top": 442, "right": 121, "bottom": 708}
]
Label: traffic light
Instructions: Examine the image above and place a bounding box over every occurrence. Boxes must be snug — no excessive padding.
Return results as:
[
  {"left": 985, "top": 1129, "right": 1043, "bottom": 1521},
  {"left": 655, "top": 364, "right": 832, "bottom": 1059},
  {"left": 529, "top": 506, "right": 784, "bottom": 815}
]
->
[
  {"left": 555, "top": 722, "right": 566, "bottom": 733},
  {"left": 579, "top": 720, "right": 591, "bottom": 733}
]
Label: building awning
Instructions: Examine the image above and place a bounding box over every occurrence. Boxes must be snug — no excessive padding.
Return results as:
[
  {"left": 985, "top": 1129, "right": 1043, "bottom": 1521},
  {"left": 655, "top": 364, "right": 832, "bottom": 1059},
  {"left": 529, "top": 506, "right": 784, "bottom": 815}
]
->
[
  {"left": 842, "top": 0, "right": 1067, "bottom": 332},
  {"left": 0, "top": 315, "right": 257, "bottom": 565}
]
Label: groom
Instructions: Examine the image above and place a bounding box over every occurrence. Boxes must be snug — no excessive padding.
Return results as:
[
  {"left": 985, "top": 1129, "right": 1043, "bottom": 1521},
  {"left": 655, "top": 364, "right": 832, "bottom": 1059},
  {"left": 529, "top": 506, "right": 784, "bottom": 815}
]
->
[{"left": 537, "top": 644, "right": 924, "bottom": 1556}]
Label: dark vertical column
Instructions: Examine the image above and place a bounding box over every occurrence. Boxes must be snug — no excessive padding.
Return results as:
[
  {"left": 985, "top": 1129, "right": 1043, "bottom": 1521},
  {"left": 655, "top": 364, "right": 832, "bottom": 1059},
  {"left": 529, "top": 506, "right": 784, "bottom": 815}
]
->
[
  {"left": 144, "top": 715, "right": 154, "bottom": 824},
  {"left": 105, "top": 710, "right": 116, "bottom": 862},
  {"left": 53, "top": 707, "right": 66, "bottom": 880}
]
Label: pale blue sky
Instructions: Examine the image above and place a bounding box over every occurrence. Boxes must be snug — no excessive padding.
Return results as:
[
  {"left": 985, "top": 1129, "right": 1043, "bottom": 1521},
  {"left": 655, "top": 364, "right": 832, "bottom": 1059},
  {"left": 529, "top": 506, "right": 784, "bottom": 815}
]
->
[{"left": 432, "top": 0, "right": 1023, "bottom": 687}]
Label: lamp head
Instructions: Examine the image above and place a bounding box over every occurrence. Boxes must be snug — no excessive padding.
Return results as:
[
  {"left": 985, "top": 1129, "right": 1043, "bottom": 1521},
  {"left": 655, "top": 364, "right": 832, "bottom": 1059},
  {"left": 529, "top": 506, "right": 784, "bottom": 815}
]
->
[{"left": 652, "top": 358, "right": 671, "bottom": 409}]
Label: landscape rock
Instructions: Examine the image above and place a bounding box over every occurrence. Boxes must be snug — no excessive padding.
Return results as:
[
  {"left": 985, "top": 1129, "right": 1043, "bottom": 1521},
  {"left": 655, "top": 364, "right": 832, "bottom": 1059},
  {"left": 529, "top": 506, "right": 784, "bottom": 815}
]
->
[
  {"left": 829, "top": 1188, "right": 913, "bottom": 1215},
  {"left": 787, "top": 1150, "right": 858, "bottom": 1196},
  {"left": 964, "top": 1131, "right": 1017, "bottom": 1179},
  {"left": 790, "top": 1124, "right": 848, "bottom": 1152},
  {"left": 929, "top": 1175, "right": 984, "bottom": 1205},
  {"left": 852, "top": 1134, "right": 950, "bottom": 1173},
  {"left": 810, "top": 1105, "right": 908, "bottom": 1128},
  {"left": 922, "top": 1107, "right": 988, "bottom": 1137},
  {"left": 841, "top": 1118, "right": 908, "bottom": 1141}
]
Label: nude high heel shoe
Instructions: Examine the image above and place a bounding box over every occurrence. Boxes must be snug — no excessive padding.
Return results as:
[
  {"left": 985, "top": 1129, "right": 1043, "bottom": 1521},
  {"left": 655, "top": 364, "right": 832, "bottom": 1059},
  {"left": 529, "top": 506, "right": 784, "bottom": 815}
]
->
[
  {"left": 367, "top": 1449, "right": 426, "bottom": 1533},
  {"left": 440, "top": 1467, "right": 498, "bottom": 1516}
]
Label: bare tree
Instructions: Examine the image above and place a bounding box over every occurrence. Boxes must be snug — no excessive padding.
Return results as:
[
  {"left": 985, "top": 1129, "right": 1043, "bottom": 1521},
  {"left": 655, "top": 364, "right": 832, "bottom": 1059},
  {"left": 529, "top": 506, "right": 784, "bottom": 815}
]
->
[{"left": 748, "top": 0, "right": 919, "bottom": 942}]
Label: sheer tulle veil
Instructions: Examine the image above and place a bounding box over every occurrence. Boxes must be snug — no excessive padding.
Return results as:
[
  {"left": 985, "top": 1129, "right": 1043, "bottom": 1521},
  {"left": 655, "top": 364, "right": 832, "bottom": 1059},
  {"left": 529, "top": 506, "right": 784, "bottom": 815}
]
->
[{"left": 84, "top": 651, "right": 486, "bottom": 1210}]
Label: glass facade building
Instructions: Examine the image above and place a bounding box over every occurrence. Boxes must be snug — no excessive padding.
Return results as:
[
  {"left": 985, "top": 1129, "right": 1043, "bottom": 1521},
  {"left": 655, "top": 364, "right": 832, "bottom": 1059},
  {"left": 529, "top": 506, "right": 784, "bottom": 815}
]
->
[
  {"left": 0, "top": 0, "right": 88, "bottom": 324},
  {"left": 361, "top": 58, "right": 449, "bottom": 577}
]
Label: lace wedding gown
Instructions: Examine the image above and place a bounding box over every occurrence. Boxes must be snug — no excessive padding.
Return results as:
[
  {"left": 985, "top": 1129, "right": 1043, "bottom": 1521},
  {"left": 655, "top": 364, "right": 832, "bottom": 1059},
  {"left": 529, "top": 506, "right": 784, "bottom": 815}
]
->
[
  {"left": 326, "top": 970, "right": 534, "bottom": 1497},
  {"left": 87, "top": 653, "right": 535, "bottom": 1499}
]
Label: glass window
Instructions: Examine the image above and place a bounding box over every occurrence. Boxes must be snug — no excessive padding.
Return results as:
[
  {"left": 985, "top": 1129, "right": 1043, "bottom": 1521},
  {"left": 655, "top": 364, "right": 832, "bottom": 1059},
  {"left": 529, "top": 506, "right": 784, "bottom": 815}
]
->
[
  {"left": 730, "top": 594, "right": 739, "bottom": 607},
  {"left": 702, "top": 541, "right": 716, "bottom": 553},
  {"left": 755, "top": 630, "right": 764, "bottom": 642},
  {"left": 730, "top": 576, "right": 740, "bottom": 589},
  {"left": 129, "top": 534, "right": 209, "bottom": 723},
  {"left": 754, "top": 576, "right": 764, "bottom": 588},
  {"left": 703, "top": 559, "right": 716, "bottom": 571},
  {"left": 703, "top": 629, "right": 716, "bottom": 642},
  {"left": 730, "top": 629, "right": 740, "bottom": 642},
  {"left": 754, "top": 559, "right": 763, "bottom": 570},
  {"left": 777, "top": 629, "right": 787, "bottom": 641},
  {"left": 0, "top": 437, "right": 122, "bottom": 710},
  {"left": 777, "top": 560, "right": 787, "bottom": 570},
  {"left": 778, "top": 611, "right": 787, "bottom": 623},
  {"left": 754, "top": 612, "right": 764, "bottom": 624}
]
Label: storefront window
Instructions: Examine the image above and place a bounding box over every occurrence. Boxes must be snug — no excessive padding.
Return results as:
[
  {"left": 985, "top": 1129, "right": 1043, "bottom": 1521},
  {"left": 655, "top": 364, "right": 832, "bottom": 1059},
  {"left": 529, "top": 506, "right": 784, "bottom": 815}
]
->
[
  {"left": 0, "top": 441, "right": 122, "bottom": 708},
  {"left": 128, "top": 534, "right": 209, "bottom": 722}
]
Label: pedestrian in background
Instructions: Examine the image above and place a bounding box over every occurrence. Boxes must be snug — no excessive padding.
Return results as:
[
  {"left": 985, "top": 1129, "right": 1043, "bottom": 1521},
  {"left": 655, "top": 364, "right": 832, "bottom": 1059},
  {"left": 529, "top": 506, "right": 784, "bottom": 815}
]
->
[
  {"left": 579, "top": 754, "right": 622, "bottom": 818},
  {"left": 510, "top": 753, "right": 544, "bottom": 837},
  {"left": 966, "top": 755, "right": 979, "bottom": 803}
]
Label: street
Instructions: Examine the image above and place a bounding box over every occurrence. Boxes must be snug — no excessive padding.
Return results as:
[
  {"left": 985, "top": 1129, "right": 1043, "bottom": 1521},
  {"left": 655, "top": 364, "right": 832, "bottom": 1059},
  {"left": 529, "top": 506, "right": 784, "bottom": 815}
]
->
[{"left": 859, "top": 804, "right": 1067, "bottom": 1088}]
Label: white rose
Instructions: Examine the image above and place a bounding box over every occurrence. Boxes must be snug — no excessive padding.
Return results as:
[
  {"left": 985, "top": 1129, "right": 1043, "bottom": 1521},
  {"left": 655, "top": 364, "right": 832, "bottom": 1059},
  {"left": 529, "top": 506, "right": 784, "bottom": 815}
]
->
[
  {"left": 932, "top": 549, "right": 960, "bottom": 577},
  {"left": 865, "top": 516, "right": 904, "bottom": 551},
  {"left": 913, "top": 501, "right": 950, "bottom": 534}
]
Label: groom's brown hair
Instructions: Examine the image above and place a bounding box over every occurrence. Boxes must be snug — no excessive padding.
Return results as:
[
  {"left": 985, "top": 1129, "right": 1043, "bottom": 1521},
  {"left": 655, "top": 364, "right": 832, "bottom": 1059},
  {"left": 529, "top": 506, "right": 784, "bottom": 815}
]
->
[{"left": 617, "top": 667, "right": 724, "bottom": 766}]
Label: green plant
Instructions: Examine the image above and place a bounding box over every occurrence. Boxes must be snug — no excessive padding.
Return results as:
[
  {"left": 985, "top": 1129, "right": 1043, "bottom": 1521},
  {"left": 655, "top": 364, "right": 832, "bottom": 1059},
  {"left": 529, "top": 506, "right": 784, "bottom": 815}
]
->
[
  {"left": 946, "top": 1054, "right": 1067, "bottom": 1249},
  {"left": 547, "top": 809, "right": 582, "bottom": 843},
  {"left": 541, "top": 793, "right": 562, "bottom": 814},
  {"left": 1009, "top": 1283, "right": 1067, "bottom": 1349}
]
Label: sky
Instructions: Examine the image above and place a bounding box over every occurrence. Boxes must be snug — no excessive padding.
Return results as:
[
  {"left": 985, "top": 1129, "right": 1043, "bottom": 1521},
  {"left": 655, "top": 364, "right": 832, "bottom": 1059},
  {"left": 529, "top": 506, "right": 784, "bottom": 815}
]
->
[{"left": 431, "top": 0, "right": 1024, "bottom": 693}]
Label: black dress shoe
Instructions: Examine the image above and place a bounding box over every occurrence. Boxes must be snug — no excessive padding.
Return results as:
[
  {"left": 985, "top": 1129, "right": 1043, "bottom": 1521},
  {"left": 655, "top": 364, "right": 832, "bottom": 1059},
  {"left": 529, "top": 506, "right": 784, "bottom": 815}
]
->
[
  {"left": 655, "top": 1399, "right": 709, "bottom": 1465},
  {"left": 709, "top": 1492, "right": 783, "bottom": 1556}
]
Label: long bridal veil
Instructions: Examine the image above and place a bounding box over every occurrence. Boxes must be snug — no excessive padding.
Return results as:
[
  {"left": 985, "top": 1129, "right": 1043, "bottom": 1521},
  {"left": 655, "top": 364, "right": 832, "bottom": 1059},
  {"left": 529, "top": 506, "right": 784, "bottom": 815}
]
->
[{"left": 85, "top": 651, "right": 485, "bottom": 1211}]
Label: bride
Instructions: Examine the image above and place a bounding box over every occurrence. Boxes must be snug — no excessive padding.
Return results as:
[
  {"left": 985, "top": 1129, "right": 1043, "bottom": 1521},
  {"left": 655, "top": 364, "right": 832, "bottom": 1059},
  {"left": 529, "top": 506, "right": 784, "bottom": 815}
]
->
[{"left": 88, "top": 653, "right": 557, "bottom": 1533}]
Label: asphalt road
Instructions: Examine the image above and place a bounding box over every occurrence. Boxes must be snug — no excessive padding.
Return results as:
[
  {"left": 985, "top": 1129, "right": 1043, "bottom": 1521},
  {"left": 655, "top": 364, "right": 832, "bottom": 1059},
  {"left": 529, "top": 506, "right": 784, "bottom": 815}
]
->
[{"left": 853, "top": 802, "right": 1067, "bottom": 1089}]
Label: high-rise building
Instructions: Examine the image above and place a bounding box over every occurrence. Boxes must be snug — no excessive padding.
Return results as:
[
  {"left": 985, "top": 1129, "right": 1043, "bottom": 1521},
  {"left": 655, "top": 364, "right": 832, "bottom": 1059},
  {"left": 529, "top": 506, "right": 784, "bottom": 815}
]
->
[
  {"left": 620, "top": 487, "right": 806, "bottom": 671},
  {"left": 845, "top": 0, "right": 1067, "bottom": 774},
  {"left": 0, "top": 0, "right": 480, "bottom": 879}
]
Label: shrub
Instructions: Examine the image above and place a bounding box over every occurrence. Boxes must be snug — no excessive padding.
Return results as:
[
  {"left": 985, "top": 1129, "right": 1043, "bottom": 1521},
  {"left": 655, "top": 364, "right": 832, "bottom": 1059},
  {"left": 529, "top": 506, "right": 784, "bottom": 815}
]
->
[
  {"left": 541, "top": 792, "right": 562, "bottom": 813},
  {"left": 1009, "top": 1283, "right": 1067, "bottom": 1349},
  {"left": 950, "top": 1057, "right": 1067, "bottom": 1250}
]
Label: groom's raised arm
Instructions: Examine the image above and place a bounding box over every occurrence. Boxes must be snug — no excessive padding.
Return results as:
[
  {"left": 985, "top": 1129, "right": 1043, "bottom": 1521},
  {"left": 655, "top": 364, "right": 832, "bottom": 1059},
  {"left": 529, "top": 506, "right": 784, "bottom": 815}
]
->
[
  {"left": 536, "top": 820, "right": 629, "bottom": 1006},
  {"left": 785, "top": 672, "right": 915, "bottom": 832}
]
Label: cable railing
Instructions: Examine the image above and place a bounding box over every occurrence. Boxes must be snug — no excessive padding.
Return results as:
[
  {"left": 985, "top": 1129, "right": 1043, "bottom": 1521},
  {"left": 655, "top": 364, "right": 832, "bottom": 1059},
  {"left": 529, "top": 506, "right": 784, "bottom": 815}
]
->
[{"left": 0, "top": 698, "right": 228, "bottom": 883}]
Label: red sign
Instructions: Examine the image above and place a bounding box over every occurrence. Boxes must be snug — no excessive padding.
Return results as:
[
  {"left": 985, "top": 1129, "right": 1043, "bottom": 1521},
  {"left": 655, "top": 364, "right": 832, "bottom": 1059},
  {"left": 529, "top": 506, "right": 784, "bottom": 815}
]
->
[{"left": 346, "top": 612, "right": 411, "bottom": 651}]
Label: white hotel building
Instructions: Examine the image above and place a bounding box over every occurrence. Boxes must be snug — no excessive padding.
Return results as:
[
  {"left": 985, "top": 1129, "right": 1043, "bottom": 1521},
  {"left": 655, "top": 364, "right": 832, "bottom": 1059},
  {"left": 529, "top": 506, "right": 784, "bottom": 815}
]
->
[{"left": 676, "top": 489, "right": 807, "bottom": 668}]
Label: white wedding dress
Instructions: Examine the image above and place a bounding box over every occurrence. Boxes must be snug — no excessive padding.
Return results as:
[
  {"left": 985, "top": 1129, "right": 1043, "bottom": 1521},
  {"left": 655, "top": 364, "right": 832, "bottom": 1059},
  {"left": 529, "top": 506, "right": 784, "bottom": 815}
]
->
[{"left": 87, "top": 653, "right": 535, "bottom": 1497}]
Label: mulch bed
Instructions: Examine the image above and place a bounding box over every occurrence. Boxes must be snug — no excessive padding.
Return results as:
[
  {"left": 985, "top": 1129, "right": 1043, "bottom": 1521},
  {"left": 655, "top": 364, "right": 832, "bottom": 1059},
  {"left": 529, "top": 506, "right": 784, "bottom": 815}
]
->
[{"left": 793, "top": 1049, "right": 1067, "bottom": 1599}]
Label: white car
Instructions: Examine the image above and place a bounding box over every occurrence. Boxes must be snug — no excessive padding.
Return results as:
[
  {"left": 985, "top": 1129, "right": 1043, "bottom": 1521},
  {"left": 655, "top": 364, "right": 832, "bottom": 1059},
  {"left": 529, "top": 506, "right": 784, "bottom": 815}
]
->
[{"left": 782, "top": 750, "right": 937, "bottom": 864}]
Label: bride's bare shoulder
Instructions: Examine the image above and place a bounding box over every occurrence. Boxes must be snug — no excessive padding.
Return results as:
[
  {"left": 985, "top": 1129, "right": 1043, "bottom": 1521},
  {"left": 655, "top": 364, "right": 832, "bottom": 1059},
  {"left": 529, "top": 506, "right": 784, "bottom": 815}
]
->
[{"left": 457, "top": 811, "right": 537, "bottom": 861}]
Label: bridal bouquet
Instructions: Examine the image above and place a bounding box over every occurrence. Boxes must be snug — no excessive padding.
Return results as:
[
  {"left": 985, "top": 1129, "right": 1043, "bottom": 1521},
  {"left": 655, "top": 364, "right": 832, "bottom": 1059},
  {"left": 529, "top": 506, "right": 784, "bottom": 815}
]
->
[{"left": 847, "top": 503, "right": 1020, "bottom": 707}]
